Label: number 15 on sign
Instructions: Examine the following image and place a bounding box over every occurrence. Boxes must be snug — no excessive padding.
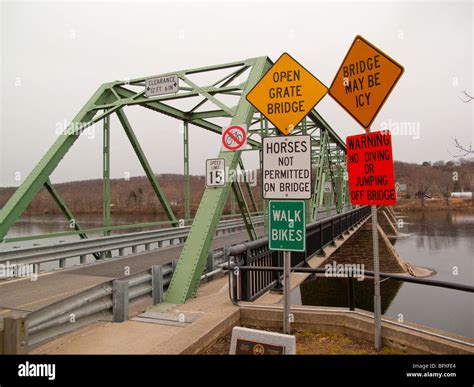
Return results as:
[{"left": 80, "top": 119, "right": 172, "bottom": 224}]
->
[{"left": 206, "top": 158, "right": 226, "bottom": 187}]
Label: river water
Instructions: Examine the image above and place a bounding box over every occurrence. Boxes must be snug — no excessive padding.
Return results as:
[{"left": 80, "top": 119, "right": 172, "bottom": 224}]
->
[{"left": 2, "top": 210, "right": 473, "bottom": 337}]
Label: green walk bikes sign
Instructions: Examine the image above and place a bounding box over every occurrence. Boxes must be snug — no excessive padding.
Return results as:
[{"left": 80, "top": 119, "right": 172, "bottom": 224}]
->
[{"left": 268, "top": 200, "right": 306, "bottom": 252}]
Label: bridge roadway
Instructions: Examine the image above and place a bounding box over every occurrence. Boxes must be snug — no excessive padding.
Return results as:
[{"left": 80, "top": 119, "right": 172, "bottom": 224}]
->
[{"left": 0, "top": 226, "right": 264, "bottom": 320}]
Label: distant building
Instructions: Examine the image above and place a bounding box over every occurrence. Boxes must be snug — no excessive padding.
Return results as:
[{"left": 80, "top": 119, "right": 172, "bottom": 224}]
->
[
  {"left": 395, "top": 181, "right": 407, "bottom": 198},
  {"left": 451, "top": 192, "right": 473, "bottom": 198}
]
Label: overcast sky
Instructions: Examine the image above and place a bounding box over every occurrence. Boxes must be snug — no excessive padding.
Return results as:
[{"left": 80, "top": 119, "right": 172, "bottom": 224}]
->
[{"left": 1, "top": 0, "right": 473, "bottom": 186}]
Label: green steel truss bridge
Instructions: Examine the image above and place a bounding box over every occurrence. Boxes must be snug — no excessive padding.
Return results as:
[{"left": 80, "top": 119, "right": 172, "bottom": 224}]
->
[{"left": 0, "top": 56, "right": 350, "bottom": 304}]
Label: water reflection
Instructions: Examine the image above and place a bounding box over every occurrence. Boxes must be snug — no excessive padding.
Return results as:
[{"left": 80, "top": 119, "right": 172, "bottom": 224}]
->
[
  {"left": 9, "top": 213, "right": 167, "bottom": 238},
  {"left": 405, "top": 211, "right": 474, "bottom": 251},
  {"left": 299, "top": 275, "right": 402, "bottom": 314}
]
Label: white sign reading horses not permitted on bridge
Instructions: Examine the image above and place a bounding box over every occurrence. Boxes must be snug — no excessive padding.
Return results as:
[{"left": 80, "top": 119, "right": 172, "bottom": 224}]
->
[{"left": 262, "top": 135, "right": 312, "bottom": 199}]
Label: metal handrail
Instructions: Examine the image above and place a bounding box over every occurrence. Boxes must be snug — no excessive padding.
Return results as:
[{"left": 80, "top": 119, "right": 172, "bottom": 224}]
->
[
  {"left": 227, "top": 206, "right": 369, "bottom": 256},
  {"left": 227, "top": 206, "right": 372, "bottom": 302},
  {"left": 233, "top": 266, "right": 474, "bottom": 294},
  {"left": 228, "top": 265, "right": 474, "bottom": 347}
]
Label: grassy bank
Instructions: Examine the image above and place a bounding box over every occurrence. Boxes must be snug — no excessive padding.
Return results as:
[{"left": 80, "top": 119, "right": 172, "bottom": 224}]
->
[{"left": 395, "top": 198, "right": 474, "bottom": 212}]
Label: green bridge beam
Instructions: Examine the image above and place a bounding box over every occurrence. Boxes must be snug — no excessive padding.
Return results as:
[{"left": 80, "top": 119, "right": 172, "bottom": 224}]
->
[
  {"left": 116, "top": 108, "right": 177, "bottom": 225},
  {"left": 165, "top": 56, "right": 270, "bottom": 304},
  {"left": 0, "top": 84, "right": 113, "bottom": 241}
]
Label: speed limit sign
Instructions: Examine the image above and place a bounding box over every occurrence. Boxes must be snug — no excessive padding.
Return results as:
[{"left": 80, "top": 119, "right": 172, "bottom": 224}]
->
[{"left": 206, "top": 158, "right": 226, "bottom": 187}]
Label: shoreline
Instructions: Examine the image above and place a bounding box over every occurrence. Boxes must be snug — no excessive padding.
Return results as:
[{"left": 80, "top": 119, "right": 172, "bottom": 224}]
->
[{"left": 395, "top": 199, "right": 474, "bottom": 212}]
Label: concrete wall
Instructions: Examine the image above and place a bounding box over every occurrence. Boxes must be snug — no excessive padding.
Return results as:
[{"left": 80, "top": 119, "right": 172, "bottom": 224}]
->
[{"left": 239, "top": 306, "right": 474, "bottom": 355}]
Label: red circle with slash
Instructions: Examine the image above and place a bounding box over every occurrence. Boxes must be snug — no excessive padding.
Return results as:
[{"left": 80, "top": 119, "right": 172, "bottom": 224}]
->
[{"left": 222, "top": 125, "right": 246, "bottom": 151}]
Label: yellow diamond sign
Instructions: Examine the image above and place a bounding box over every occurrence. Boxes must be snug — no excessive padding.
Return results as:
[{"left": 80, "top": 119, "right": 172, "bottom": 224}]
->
[{"left": 246, "top": 53, "right": 327, "bottom": 136}]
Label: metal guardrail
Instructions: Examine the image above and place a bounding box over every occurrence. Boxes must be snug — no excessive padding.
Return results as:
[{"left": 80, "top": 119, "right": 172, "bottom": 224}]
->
[
  {"left": 2, "top": 246, "right": 233, "bottom": 353},
  {"left": 25, "top": 263, "right": 173, "bottom": 348},
  {"left": 227, "top": 206, "right": 371, "bottom": 301},
  {"left": 3, "top": 264, "right": 164, "bottom": 351},
  {"left": 2, "top": 212, "right": 265, "bottom": 244},
  {"left": 0, "top": 216, "right": 264, "bottom": 270}
]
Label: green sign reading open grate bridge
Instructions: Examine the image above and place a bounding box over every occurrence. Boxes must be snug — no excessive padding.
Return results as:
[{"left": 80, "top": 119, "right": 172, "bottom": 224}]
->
[{"left": 269, "top": 200, "right": 306, "bottom": 252}]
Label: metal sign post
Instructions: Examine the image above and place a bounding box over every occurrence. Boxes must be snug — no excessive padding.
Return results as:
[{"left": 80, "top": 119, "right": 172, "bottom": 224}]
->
[
  {"left": 269, "top": 200, "right": 306, "bottom": 335},
  {"left": 371, "top": 204, "right": 382, "bottom": 350},
  {"left": 283, "top": 250, "right": 291, "bottom": 334},
  {"left": 345, "top": 129, "right": 397, "bottom": 350},
  {"left": 330, "top": 36, "right": 405, "bottom": 350}
]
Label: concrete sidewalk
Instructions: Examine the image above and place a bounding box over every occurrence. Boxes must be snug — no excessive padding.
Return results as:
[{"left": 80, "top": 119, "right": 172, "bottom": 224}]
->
[{"left": 32, "top": 275, "right": 239, "bottom": 354}]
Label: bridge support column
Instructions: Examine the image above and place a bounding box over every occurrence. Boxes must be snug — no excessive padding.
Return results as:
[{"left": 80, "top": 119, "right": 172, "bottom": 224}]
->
[{"left": 165, "top": 57, "right": 270, "bottom": 304}]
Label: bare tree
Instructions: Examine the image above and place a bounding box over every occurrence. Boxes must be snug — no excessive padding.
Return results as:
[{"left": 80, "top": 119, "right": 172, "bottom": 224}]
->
[
  {"left": 412, "top": 167, "right": 435, "bottom": 207},
  {"left": 451, "top": 137, "right": 473, "bottom": 157},
  {"left": 452, "top": 90, "right": 474, "bottom": 156},
  {"left": 436, "top": 170, "right": 454, "bottom": 206},
  {"left": 459, "top": 90, "right": 474, "bottom": 103}
]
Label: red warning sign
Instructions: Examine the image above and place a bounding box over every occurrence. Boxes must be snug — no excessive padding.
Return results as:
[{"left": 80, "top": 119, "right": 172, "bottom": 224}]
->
[
  {"left": 346, "top": 130, "right": 396, "bottom": 205},
  {"left": 222, "top": 125, "right": 247, "bottom": 151}
]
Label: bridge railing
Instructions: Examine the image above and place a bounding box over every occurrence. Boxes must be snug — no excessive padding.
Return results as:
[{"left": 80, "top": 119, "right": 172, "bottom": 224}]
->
[
  {"left": 2, "top": 211, "right": 264, "bottom": 244},
  {"left": 2, "top": 246, "right": 233, "bottom": 353},
  {"left": 227, "top": 206, "right": 372, "bottom": 301},
  {"left": 0, "top": 216, "right": 264, "bottom": 271},
  {"left": 24, "top": 263, "right": 169, "bottom": 348}
]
